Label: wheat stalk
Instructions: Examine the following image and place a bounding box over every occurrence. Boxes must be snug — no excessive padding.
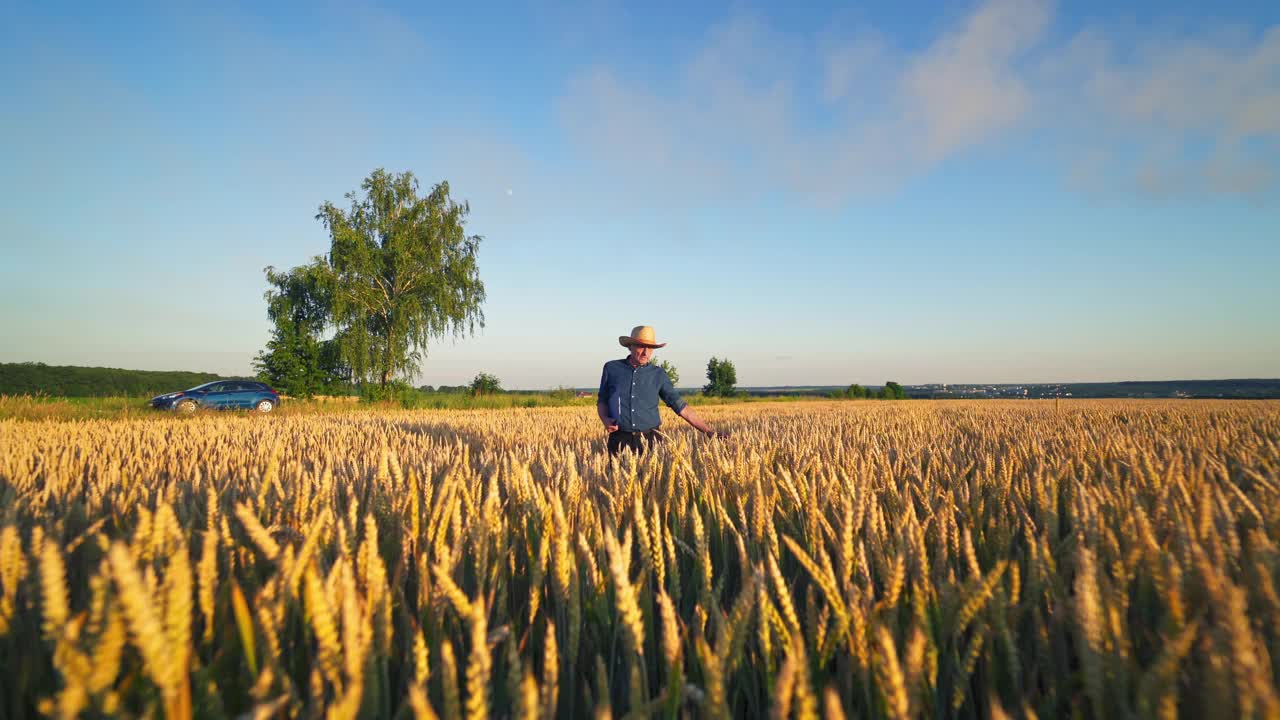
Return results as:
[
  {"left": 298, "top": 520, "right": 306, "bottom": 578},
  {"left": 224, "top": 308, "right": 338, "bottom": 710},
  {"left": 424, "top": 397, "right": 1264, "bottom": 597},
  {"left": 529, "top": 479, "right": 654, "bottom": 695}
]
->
[
  {"left": 107, "top": 543, "right": 178, "bottom": 699},
  {"left": 542, "top": 621, "right": 559, "bottom": 719},
  {"left": 604, "top": 529, "right": 644, "bottom": 657},
  {"left": 873, "top": 626, "right": 909, "bottom": 720},
  {"left": 465, "top": 598, "right": 491, "bottom": 720},
  {"left": 39, "top": 543, "right": 69, "bottom": 642}
]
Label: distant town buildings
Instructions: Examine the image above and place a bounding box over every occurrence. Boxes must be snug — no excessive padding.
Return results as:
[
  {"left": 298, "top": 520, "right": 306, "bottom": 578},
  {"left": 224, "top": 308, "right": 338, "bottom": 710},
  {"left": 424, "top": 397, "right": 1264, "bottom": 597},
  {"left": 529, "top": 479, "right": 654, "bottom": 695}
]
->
[{"left": 902, "top": 381, "right": 1260, "bottom": 399}]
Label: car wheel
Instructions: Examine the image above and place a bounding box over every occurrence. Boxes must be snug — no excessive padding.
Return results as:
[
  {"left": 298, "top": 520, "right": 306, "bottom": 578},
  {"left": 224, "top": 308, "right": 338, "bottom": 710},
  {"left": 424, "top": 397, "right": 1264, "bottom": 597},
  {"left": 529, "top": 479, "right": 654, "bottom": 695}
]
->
[
  {"left": 177, "top": 399, "right": 197, "bottom": 414},
  {"left": 256, "top": 399, "right": 275, "bottom": 414}
]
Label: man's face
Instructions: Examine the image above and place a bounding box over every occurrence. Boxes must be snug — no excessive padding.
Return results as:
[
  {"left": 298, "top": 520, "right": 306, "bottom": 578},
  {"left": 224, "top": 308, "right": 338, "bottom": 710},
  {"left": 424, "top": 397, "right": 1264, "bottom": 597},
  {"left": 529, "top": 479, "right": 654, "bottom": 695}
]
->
[{"left": 629, "top": 344, "right": 655, "bottom": 365}]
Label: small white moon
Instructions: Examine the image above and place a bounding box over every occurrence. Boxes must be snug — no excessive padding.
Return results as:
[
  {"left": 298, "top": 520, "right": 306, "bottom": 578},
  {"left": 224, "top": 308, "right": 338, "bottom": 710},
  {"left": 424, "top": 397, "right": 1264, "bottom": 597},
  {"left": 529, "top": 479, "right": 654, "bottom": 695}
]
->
[{"left": 505, "top": 188, "right": 513, "bottom": 196}]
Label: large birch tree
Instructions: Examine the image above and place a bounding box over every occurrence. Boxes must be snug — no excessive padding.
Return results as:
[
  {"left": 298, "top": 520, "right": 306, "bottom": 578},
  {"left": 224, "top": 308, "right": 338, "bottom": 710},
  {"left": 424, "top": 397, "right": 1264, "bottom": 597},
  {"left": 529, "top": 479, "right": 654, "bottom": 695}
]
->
[{"left": 315, "top": 169, "right": 486, "bottom": 389}]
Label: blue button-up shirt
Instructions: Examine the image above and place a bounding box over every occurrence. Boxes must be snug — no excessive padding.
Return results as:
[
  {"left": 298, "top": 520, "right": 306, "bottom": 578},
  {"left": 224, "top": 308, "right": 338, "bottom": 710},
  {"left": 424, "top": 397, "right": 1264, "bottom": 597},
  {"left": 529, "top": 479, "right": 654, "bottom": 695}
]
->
[{"left": 598, "top": 358, "right": 687, "bottom": 432}]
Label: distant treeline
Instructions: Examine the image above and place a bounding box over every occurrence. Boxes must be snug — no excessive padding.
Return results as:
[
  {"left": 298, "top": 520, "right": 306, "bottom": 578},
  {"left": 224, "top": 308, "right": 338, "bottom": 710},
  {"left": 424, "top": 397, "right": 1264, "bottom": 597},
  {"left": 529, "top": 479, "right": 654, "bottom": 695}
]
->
[
  {"left": 0, "top": 362, "right": 231, "bottom": 397},
  {"left": 914, "top": 379, "right": 1280, "bottom": 400},
  {"left": 1065, "top": 379, "right": 1280, "bottom": 399},
  {"left": 829, "top": 382, "right": 908, "bottom": 400}
]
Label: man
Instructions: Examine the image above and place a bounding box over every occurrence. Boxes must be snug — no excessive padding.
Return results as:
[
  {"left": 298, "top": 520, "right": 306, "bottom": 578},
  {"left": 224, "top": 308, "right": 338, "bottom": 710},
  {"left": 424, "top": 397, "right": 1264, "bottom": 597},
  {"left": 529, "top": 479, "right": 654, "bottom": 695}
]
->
[{"left": 598, "top": 325, "right": 728, "bottom": 456}]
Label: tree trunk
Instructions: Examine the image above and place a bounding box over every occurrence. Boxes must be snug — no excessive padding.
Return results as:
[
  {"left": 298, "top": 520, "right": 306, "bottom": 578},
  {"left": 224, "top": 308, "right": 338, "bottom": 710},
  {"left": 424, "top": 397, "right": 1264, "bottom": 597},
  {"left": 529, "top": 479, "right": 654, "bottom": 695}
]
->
[{"left": 380, "top": 320, "right": 394, "bottom": 389}]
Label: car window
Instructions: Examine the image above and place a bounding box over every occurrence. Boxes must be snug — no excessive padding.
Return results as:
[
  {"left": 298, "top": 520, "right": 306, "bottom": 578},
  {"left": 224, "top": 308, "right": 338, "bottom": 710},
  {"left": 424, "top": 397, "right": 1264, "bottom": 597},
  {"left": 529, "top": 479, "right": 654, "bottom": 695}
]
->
[{"left": 207, "top": 383, "right": 230, "bottom": 393}]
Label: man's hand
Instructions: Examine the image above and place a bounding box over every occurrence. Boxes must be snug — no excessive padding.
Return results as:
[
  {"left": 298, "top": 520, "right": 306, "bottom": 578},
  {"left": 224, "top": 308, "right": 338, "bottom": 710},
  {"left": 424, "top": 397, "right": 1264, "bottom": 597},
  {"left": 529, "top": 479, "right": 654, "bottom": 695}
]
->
[
  {"left": 604, "top": 418, "right": 619, "bottom": 433},
  {"left": 706, "top": 429, "right": 730, "bottom": 439}
]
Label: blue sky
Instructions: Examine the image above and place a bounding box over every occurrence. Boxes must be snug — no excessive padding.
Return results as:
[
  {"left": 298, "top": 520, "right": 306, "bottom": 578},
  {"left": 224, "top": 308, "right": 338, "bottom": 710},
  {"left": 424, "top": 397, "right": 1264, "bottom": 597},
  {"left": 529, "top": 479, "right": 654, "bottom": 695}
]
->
[{"left": 2, "top": 0, "right": 1277, "bottom": 388}]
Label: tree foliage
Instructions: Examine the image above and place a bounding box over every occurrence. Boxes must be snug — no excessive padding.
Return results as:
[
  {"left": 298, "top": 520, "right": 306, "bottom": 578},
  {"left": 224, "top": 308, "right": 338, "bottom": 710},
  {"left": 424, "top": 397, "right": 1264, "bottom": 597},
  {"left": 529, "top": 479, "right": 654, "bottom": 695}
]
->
[
  {"left": 838, "top": 383, "right": 869, "bottom": 399},
  {"left": 829, "top": 381, "right": 911, "bottom": 397},
  {"left": 703, "top": 356, "right": 738, "bottom": 397},
  {"left": 832, "top": 381, "right": 908, "bottom": 400},
  {"left": 316, "top": 169, "right": 486, "bottom": 388},
  {"left": 253, "top": 264, "right": 347, "bottom": 398},
  {"left": 655, "top": 359, "right": 680, "bottom": 388},
  {"left": 470, "top": 372, "right": 502, "bottom": 395}
]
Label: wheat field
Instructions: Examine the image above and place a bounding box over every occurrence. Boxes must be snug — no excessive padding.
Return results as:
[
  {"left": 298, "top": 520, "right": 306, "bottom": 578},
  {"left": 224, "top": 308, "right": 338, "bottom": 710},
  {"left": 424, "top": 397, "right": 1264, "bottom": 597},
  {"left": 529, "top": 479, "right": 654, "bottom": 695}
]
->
[{"left": 1, "top": 400, "right": 1278, "bottom": 719}]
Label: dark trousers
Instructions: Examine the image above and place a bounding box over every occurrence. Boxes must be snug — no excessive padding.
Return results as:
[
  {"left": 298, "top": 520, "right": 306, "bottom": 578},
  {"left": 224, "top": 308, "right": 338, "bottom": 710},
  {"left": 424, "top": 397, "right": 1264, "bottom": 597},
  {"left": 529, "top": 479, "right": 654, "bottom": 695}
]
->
[{"left": 608, "top": 429, "right": 664, "bottom": 456}]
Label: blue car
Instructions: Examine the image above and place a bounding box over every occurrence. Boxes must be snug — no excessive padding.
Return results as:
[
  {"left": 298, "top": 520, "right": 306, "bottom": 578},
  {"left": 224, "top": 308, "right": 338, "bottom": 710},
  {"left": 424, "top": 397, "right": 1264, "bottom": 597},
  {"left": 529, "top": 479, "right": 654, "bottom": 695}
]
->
[{"left": 151, "top": 381, "right": 281, "bottom": 414}]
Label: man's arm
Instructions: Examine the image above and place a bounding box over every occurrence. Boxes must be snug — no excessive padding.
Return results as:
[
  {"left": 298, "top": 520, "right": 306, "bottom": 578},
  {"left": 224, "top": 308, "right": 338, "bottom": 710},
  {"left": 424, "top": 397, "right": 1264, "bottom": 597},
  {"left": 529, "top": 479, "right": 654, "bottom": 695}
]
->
[
  {"left": 597, "top": 364, "right": 618, "bottom": 432},
  {"left": 598, "top": 400, "right": 619, "bottom": 432},
  {"left": 657, "top": 367, "right": 727, "bottom": 438},
  {"left": 678, "top": 406, "right": 728, "bottom": 438}
]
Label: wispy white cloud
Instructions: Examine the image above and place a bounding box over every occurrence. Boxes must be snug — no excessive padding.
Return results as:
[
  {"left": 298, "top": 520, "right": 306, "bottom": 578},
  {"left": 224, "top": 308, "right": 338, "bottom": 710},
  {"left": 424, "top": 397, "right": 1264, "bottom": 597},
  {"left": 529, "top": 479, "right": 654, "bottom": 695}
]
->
[
  {"left": 900, "top": 0, "right": 1051, "bottom": 163},
  {"left": 558, "top": 0, "right": 1279, "bottom": 204},
  {"left": 1044, "top": 24, "right": 1280, "bottom": 197},
  {"left": 821, "top": 34, "right": 887, "bottom": 104}
]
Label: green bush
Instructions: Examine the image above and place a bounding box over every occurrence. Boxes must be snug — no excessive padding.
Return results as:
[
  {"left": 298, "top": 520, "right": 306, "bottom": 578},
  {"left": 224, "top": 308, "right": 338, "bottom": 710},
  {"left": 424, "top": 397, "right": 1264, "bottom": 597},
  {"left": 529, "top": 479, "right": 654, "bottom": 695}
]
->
[{"left": 359, "top": 380, "right": 420, "bottom": 406}]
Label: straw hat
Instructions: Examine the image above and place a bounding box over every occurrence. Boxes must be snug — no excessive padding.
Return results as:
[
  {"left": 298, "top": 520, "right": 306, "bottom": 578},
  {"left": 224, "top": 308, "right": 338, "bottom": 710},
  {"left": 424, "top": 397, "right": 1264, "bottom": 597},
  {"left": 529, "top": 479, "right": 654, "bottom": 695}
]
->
[{"left": 619, "top": 325, "right": 667, "bottom": 349}]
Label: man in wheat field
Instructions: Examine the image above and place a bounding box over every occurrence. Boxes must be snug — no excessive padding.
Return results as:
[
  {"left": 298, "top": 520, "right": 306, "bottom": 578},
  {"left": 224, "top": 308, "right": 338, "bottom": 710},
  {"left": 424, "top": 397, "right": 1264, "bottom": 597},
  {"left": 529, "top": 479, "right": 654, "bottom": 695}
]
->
[{"left": 598, "top": 325, "right": 729, "bottom": 456}]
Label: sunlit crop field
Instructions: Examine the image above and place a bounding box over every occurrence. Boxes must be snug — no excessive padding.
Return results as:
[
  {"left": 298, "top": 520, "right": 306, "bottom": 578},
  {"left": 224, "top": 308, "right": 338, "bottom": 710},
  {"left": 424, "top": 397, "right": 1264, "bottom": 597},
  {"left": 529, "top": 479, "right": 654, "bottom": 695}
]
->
[{"left": 1, "top": 400, "right": 1278, "bottom": 718}]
